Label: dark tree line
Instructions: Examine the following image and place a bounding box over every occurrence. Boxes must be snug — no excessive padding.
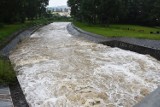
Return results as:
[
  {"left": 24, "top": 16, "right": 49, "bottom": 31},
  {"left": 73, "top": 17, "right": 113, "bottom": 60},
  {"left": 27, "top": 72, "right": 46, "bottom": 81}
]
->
[
  {"left": 0, "top": 0, "right": 49, "bottom": 23},
  {"left": 68, "top": 0, "right": 160, "bottom": 26}
]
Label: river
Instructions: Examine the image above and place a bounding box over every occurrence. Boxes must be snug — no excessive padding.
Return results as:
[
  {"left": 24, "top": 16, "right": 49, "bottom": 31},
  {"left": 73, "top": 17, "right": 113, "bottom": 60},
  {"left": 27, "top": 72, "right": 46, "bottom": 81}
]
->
[{"left": 9, "top": 22, "right": 160, "bottom": 107}]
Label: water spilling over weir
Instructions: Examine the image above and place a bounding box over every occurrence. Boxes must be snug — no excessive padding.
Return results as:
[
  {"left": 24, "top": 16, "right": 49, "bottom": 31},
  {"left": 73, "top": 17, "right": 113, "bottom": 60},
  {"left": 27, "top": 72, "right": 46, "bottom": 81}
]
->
[{"left": 9, "top": 22, "right": 160, "bottom": 107}]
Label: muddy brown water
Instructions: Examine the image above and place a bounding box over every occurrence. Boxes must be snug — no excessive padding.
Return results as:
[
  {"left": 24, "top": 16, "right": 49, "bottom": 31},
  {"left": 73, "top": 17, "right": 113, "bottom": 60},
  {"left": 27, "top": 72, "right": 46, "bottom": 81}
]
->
[{"left": 9, "top": 22, "right": 160, "bottom": 107}]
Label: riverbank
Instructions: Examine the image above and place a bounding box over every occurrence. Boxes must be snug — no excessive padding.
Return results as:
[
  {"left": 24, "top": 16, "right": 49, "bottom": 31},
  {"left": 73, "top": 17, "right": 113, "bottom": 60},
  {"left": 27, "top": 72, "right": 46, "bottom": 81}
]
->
[
  {"left": 0, "top": 18, "right": 55, "bottom": 50},
  {"left": 74, "top": 22, "right": 160, "bottom": 40},
  {"left": 68, "top": 23, "right": 160, "bottom": 61},
  {"left": 0, "top": 21, "right": 50, "bottom": 107}
]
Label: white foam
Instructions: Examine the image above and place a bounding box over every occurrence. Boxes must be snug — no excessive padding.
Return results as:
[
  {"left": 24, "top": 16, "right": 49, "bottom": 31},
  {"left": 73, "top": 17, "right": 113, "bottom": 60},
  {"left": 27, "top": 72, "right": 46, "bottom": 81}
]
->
[{"left": 10, "top": 22, "right": 160, "bottom": 107}]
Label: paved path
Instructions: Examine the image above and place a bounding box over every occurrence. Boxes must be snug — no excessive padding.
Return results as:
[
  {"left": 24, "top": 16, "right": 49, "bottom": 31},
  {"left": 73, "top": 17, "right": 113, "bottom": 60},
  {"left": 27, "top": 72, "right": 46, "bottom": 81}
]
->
[{"left": 0, "top": 86, "right": 13, "bottom": 107}]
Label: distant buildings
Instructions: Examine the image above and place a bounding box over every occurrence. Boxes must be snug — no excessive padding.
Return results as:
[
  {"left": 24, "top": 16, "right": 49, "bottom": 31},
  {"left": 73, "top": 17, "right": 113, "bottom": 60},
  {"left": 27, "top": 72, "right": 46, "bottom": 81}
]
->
[{"left": 47, "top": 6, "right": 71, "bottom": 17}]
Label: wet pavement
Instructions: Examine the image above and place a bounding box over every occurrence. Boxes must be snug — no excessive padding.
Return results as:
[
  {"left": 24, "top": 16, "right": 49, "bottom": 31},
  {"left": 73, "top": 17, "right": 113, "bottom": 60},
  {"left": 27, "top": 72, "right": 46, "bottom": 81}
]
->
[{"left": 9, "top": 22, "right": 160, "bottom": 107}]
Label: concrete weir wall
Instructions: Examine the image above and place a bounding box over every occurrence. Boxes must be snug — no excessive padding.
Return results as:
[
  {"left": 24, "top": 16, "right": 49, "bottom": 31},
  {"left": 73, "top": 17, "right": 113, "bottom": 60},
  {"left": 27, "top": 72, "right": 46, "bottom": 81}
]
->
[
  {"left": 101, "top": 40, "right": 160, "bottom": 60},
  {"left": 0, "top": 25, "right": 46, "bottom": 56},
  {"left": 67, "top": 23, "right": 160, "bottom": 107}
]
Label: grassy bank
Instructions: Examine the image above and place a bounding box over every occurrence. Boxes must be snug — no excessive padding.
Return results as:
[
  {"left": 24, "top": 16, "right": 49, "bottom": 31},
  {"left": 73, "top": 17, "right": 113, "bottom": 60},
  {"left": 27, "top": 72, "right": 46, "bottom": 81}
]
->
[
  {"left": 0, "top": 24, "right": 26, "bottom": 41},
  {"left": 74, "top": 22, "right": 160, "bottom": 40},
  {"left": 0, "top": 18, "right": 53, "bottom": 42},
  {"left": 0, "top": 57, "right": 16, "bottom": 85}
]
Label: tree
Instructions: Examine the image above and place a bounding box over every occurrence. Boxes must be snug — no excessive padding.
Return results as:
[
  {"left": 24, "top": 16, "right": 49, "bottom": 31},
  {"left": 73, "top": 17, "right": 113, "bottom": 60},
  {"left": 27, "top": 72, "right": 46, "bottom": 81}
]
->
[
  {"left": 0, "top": 0, "right": 49, "bottom": 23},
  {"left": 80, "top": 0, "right": 99, "bottom": 24},
  {"left": 68, "top": 0, "right": 81, "bottom": 21},
  {"left": 152, "top": 0, "right": 160, "bottom": 26},
  {"left": 67, "top": 0, "right": 160, "bottom": 26}
]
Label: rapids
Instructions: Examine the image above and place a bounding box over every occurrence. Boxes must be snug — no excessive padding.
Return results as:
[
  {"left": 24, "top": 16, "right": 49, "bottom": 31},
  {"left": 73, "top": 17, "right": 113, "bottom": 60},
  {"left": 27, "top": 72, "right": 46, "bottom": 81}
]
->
[{"left": 9, "top": 22, "right": 160, "bottom": 107}]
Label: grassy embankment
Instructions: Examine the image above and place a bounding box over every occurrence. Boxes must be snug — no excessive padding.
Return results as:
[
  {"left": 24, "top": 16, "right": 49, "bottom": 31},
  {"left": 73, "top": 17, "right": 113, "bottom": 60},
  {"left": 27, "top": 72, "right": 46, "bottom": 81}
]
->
[
  {"left": 0, "top": 18, "right": 55, "bottom": 85},
  {"left": 74, "top": 22, "right": 160, "bottom": 40},
  {"left": 0, "top": 18, "right": 53, "bottom": 42},
  {"left": 0, "top": 57, "right": 16, "bottom": 85}
]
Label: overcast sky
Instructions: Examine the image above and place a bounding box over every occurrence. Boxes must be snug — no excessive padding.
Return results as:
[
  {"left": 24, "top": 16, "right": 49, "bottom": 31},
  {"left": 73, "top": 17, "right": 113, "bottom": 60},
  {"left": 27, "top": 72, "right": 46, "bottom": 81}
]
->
[{"left": 48, "top": 0, "right": 68, "bottom": 7}]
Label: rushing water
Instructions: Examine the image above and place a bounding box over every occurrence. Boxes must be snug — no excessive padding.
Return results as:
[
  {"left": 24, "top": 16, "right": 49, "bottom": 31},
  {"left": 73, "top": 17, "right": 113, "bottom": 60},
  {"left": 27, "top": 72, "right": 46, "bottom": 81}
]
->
[{"left": 9, "top": 22, "right": 160, "bottom": 107}]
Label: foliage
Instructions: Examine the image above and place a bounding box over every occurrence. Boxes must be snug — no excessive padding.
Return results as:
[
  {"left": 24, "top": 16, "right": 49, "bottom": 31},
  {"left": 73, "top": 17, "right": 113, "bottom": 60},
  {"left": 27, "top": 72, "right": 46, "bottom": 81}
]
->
[
  {"left": 74, "top": 22, "right": 160, "bottom": 40},
  {"left": 0, "top": 0, "right": 49, "bottom": 23},
  {"left": 68, "top": 0, "right": 160, "bottom": 26}
]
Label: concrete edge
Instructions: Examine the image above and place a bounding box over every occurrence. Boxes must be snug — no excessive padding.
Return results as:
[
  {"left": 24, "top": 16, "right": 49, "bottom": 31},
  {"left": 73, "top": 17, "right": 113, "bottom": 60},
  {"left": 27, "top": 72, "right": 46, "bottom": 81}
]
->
[
  {"left": 0, "top": 23, "right": 52, "bottom": 56},
  {"left": 134, "top": 87, "right": 160, "bottom": 107},
  {"left": 70, "top": 23, "right": 107, "bottom": 40},
  {"left": 68, "top": 23, "right": 160, "bottom": 50},
  {"left": 0, "top": 26, "right": 36, "bottom": 50}
]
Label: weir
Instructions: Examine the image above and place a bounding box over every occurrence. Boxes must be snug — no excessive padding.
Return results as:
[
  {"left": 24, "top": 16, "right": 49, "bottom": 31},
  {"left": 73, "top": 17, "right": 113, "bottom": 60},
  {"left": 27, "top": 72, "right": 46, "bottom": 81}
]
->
[{"left": 9, "top": 22, "right": 160, "bottom": 107}]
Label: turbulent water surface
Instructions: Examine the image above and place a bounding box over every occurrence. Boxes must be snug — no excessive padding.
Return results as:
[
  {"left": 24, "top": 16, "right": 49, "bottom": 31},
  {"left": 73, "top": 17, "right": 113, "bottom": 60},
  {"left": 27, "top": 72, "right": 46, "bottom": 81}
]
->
[{"left": 9, "top": 22, "right": 160, "bottom": 107}]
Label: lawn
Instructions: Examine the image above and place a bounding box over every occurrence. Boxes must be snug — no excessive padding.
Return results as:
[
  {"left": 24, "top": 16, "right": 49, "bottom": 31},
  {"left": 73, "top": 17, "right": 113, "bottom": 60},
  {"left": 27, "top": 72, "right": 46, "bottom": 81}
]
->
[
  {"left": 0, "top": 24, "right": 26, "bottom": 41},
  {"left": 0, "top": 18, "right": 72, "bottom": 42},
  {"left": 0, "top": 18, "right": 51, "bottom": 41},
  {"left": 74, "top": 22, "right": 160, "bottom": 40}
]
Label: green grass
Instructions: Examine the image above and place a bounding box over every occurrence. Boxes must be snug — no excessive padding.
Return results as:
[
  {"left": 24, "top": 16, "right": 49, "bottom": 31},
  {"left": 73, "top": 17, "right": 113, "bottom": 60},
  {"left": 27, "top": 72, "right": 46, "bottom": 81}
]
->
[
  {"left": 74, "top": 22, "right": 160, "bottom": 40},
  {"left": 0, "top": 24, "right": 25, "bottom": 41},
  {"left": 0, "top": 18, "right": 55, "bottom": 42},
  {"left": 0, "top": 57, "right": 16, "bottom": 85},
  {"left": 0, "top": 17, "right": 72, "bottom": 42}
]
